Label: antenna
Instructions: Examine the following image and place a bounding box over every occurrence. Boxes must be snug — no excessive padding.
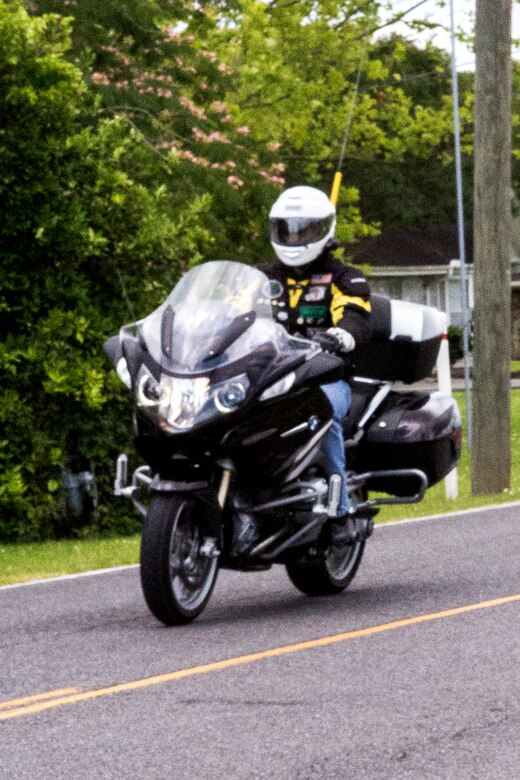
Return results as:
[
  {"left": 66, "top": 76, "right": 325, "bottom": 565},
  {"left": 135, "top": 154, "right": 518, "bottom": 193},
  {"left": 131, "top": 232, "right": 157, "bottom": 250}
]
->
[{"left": 330, "top": 47, "right": 367, "bottom": 206}]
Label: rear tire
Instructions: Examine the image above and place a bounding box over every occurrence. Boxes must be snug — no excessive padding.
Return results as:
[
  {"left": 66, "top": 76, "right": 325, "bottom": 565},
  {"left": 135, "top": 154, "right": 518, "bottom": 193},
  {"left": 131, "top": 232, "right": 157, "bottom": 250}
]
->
[
  {"left": 286, "top": 538, "right": 365, "bottom": 596},
  {"left": 286, "top": 475, "right": 367, "bottom": 596},
  {"left": 140, "top": 494, "right": 219, "bottom": 625}
]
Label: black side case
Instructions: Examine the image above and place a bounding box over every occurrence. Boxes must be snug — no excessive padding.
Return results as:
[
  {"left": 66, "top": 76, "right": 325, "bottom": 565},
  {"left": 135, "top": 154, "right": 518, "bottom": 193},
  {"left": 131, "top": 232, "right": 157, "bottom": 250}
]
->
[{"left": 354, "top": 391, "right": 462, "bottom": 496}]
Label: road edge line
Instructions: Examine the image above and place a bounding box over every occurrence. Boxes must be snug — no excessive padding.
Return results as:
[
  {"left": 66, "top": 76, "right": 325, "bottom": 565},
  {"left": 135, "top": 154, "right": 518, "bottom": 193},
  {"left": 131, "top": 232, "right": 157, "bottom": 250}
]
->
[
  {"left": 378, "top": 499, "right": 520, "bottom": 529},
  {"left": 0, "top": 564, "right": 139, "bottom": 591},
  {"left": 3, "top": 499, "right": 520, "bottom": 590}
]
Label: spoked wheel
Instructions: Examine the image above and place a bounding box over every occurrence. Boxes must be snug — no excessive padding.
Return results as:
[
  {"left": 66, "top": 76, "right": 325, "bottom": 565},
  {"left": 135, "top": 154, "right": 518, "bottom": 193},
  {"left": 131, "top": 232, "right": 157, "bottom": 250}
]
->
[
  {"left": 140, "top": 494, "right": 219, "bottom": 625},
  {"left": 286, "top": 537, "right": 365, "bottom": 596}
]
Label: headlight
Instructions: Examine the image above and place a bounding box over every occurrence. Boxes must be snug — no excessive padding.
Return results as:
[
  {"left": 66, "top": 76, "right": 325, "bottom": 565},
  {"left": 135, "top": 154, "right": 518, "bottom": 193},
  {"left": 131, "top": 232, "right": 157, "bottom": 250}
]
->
[
  {"left": 159, "top": 375, "right": 211, "bottom": 430},
  {"left": 214, "top": 379, "right": 248, "bottom": 413},
  {"left": 136, "top": 370, "right": 250, "bottom": 431},
  {"left": 136, "top": 367, "right": 165, "bottom": 406}
]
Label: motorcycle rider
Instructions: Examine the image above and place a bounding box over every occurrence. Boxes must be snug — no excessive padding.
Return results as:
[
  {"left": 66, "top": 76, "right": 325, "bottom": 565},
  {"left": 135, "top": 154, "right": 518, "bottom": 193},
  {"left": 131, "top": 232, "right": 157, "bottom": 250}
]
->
[{"left": 260, "top": 185, "right": 372, "bottom": 544}]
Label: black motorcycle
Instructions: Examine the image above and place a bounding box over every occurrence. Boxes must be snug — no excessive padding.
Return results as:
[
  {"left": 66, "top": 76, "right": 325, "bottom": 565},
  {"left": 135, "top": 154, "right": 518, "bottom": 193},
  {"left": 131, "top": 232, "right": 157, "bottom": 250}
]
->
[{"left": 104, "top": 260, "right": 461, "bottom": 625}]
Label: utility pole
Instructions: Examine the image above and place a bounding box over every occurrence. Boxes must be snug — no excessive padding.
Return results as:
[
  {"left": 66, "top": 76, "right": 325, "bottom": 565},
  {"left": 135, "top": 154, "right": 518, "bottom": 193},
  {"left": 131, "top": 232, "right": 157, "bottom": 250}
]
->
[{"left": 472, "top": 0, "right": 513, "bottom": 494}]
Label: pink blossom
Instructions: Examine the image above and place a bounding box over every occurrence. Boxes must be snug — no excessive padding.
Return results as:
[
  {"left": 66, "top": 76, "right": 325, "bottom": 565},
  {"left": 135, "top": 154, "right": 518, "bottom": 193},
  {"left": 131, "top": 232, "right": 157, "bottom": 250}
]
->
[
  {"left": 101, "top": 45, "right": 130, "bottom": 66},
  {"left": 192, "top": 128, "right": 231, "bottom": 144},
  {"left": 259, "top": 171, "right": 286, "bottom": 185},
  {"left": 179, "top": 95, "right": 207, "bottom": 120},
  {"left": 175, "top": 56, "right": 196, "bottom": 74},
  {"left": 177, "top": 149, "right": 211, "bottom": 168},
  {"left": 270, "top": 162, "right": 286, "bottom": 173},
  {"left": 157, "top": 88, "right": 169, "bottom": 97},
  {"left": 218, "top": 62, "right": 231, "bottom": 74},
  {"left": 208, "top": 131, "right": 230, "bottom": 144},
  {"left": 225, "top": 160, "right": 237, "bottom": 170},
  {"left": 201, "top": 51, "right": 218, "bottom": 63},
  {"left": 91, "top": 72, "right": 110, "bottom": 86},
  {"left": 236, "top": 126, "right": 250, "bottom": 135},
  {"left": 267, "top": 141, "right": 282, "bottom": 151},
  {"left": 211, "top": 101, "right": 229, "bottom": 113},
  {"left": 227, "top": 175, "right": 244, "bottom": 189}
]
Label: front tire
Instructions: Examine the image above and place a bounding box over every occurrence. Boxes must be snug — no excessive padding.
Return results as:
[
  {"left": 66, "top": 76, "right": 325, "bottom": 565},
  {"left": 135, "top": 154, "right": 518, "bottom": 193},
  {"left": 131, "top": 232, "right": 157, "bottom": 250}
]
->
[
  {"left": 140, "top": 494, "right": 219, "bottom": 625},
  {"left": 286, "top": 537, "right": 365, "bottom": 596}
]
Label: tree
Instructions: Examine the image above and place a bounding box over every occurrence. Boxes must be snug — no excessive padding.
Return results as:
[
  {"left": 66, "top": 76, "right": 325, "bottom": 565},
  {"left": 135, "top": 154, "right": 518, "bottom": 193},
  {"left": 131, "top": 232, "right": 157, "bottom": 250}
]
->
[
  {"left": 33, "top": 0, "right": 286, "bottom": 263},
  {"left": 207, "top": 4, "right": 474, "bottom": 247},
  {"left": 0, "top": 1, "right": 213, "bottom": 539}
]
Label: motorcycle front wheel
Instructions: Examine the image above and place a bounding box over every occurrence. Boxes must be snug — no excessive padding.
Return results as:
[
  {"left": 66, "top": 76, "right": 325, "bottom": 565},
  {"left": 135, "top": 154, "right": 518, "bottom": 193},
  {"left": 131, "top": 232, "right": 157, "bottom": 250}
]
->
[
  {"left": 286, "top": 537, "right": 365, "bottom": 596},
  {"left": 140, "top": 494, "right": 219, "bottom": 625}
]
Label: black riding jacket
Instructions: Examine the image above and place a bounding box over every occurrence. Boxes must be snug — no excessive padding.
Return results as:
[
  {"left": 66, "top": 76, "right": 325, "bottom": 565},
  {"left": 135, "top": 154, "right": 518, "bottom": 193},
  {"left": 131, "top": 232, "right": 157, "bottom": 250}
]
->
[{"left": 259, "top": 249, "right": 372, "bottom": 348}]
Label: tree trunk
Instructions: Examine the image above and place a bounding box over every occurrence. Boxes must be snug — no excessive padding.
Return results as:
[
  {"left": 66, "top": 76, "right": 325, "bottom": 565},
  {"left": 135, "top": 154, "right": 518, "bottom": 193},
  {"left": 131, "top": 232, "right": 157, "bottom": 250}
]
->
[{"left": 472, "top": 0, "right": 512, "bottom": 494}]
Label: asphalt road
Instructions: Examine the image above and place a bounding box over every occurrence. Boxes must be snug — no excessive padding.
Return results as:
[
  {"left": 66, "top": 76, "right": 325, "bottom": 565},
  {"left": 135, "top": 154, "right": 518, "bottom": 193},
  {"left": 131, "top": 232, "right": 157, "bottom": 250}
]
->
[{"left": 1, "top": 504, "right": 520, "bottom": 780}]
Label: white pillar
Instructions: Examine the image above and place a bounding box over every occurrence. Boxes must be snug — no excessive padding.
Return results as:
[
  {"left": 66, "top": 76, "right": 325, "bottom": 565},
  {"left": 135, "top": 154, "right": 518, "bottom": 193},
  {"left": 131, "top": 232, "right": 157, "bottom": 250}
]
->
[{"left": 437, "top": 312, "right": 459, "bottom": 499}]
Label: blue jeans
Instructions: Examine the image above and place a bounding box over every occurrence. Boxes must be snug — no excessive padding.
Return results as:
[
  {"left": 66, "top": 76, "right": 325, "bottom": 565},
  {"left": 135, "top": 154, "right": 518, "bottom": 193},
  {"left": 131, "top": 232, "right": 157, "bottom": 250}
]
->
[{"left": 320, "top": 380, "right": 352, "bottom": 515}]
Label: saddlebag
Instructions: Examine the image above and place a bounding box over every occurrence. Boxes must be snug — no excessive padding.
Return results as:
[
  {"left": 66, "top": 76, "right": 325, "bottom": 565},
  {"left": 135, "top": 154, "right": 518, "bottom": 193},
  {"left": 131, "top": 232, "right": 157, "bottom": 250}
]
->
[
  {"left": 355, "top": 391, "right": 462, "bottom": 496},
  {"left": 351, "top": 295, "right": 444, "bottom": 384}
]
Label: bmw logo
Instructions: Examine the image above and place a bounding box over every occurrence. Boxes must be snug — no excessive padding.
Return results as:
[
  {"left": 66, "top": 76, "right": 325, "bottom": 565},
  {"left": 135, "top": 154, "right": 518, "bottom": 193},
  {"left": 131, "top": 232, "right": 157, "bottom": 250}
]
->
[{"left": 308, "top": 416, "right": 320, "bottom": 432}]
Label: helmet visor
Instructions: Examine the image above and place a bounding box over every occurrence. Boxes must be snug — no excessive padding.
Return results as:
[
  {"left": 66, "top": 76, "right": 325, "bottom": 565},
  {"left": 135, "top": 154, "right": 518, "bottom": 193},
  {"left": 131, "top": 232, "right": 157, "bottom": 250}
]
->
[{"left": 269, "top": 215, "right": 334, "bottom": 248}]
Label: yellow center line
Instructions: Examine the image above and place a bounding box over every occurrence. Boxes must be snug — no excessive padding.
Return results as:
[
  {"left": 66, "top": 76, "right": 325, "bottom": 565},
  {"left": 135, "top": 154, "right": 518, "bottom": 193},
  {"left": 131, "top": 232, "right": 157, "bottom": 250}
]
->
[
  {"left": 2, "top": 593, "right": 520, "bottom": 722},
  {"left": 0, "top": 688, "right": 79, "bottom": 711}
]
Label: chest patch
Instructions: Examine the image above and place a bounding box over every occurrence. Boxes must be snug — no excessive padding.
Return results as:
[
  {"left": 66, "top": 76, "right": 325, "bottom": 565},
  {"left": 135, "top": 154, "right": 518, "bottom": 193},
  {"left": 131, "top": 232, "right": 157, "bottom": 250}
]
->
[
  {"left": 311, "top": 273, "right": 332, "bottom": 284},
  {"left": 304, "top": 285, "right": 327, "bottom": 302},
  {"left": 265, "top": 279, "right": 284, "bottom": 299}
]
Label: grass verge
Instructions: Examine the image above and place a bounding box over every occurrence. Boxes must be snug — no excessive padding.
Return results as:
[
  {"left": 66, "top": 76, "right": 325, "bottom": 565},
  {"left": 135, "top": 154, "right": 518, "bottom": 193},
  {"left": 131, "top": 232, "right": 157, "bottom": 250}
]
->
[
  {"left": 0, "top": 536, "right": 140, "bottom": 586},
  {"left": 376, "top": 390, "right": 520, "bottom": 523},
  {"left": 1, "top": 391, "right": 519, "bottom": 587}
]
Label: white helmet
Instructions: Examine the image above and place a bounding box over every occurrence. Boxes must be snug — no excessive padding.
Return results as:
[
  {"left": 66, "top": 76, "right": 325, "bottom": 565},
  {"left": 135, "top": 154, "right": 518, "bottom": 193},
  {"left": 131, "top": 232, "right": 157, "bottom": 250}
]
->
[{"left": 269, "top": 185, "right": 336, "bottom": 267}]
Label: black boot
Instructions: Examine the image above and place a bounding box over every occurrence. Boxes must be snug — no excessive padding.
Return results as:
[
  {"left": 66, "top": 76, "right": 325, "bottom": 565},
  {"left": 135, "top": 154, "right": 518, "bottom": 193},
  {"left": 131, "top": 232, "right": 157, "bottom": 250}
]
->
[
  {"left": 231, "top": 511, "right": 258, "bottom": 557},
  {"left": 327, "top": 513, "right": 357, "bottom": 546}
]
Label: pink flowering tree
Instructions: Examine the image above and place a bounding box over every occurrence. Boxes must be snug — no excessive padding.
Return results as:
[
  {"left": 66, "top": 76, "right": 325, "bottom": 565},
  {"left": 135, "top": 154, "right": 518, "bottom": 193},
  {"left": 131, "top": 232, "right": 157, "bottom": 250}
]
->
[{"left": 32, "top": 0, "right": 285, "bottom": 262}]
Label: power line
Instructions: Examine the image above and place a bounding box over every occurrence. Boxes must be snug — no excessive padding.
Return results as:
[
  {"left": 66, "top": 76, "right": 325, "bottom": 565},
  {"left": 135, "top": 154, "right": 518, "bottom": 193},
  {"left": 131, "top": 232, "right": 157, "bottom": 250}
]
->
[{"left": 355, "top": 0, "right": 432, "bottom": 41}]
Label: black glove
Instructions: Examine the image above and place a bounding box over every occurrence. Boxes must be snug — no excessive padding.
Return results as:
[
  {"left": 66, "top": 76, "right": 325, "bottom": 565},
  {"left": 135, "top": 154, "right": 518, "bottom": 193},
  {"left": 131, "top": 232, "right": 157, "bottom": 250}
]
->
[{"left": 312, "top": 331, "right": 342, "bottom": 353}]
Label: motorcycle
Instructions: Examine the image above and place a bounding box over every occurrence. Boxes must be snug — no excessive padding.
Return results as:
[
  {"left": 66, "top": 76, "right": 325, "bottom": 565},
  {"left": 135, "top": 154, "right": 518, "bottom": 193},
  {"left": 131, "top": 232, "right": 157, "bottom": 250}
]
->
[{"left": 104, "top": 260, "right": 461, "bottom": 625}]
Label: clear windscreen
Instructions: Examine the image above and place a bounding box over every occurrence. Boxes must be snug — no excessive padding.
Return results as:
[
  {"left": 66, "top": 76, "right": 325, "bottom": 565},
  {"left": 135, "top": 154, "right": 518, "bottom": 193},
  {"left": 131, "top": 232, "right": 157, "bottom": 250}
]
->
[
  {"left": 118, "top": 261, "right": 320, "bottom": 432},
  {"left": 136, "top": 261, "right": 290, "bottom": 374}
]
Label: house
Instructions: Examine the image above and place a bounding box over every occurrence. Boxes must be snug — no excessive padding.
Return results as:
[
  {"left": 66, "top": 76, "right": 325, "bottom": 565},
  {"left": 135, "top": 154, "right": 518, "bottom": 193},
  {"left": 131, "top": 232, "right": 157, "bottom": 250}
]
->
[{"left": 346, "top": 222, "right": 520, "bottom": 358}]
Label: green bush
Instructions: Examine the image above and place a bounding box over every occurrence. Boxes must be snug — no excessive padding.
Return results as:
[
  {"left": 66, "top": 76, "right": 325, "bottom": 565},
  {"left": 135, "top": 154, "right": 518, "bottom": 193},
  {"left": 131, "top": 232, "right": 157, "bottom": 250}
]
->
[{"left": 0, "top": 1, "right": 212, "bottom": 540}]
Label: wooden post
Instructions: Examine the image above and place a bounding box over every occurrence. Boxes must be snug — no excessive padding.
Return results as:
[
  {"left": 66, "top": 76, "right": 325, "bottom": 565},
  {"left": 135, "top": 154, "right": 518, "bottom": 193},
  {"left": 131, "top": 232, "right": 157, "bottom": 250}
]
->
[
  {"left": 472, "top": 0, "right": 513, "bottom": 494},
  {"left": 437, "top": 313, "right": 458, "bottom": 500}
]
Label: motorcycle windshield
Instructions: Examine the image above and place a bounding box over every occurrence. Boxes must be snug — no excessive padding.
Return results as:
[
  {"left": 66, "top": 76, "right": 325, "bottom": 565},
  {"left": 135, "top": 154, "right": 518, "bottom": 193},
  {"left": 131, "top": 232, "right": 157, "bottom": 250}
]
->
[{"left": 138, "top": 260, "right": 288, "bottom": 374}]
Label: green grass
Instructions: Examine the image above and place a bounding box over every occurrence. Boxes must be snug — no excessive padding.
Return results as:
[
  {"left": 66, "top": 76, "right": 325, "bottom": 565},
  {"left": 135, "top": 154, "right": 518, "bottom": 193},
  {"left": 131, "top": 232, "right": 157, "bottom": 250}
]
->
[
  {"left": 376, "top": 390, "right": 520, "bottom": 523},
  {"left": 0, "top": 536, "right": 140, "bottom": 586},
  {"left": 1, "top": 391, "right": 519, "bottom": 586}
]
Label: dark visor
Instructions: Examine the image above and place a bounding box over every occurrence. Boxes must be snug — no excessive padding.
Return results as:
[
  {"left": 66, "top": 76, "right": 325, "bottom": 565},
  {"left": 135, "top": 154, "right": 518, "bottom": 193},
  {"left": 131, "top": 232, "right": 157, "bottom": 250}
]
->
[{"left": 269, "top": 215, "right": 334, "bottom": 247}]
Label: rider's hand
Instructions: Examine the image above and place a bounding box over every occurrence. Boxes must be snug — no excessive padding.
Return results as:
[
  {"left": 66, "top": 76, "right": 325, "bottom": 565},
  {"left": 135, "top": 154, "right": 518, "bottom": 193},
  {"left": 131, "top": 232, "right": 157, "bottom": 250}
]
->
[
  {"left": 312, "top": 331, "right": 343, "bottom": 353},
  {"left": 327, "top": 327, "right": 356, "bottom": 353},
  {"left": 312, "top": 328, "right": 356, "bottom": 354}
]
